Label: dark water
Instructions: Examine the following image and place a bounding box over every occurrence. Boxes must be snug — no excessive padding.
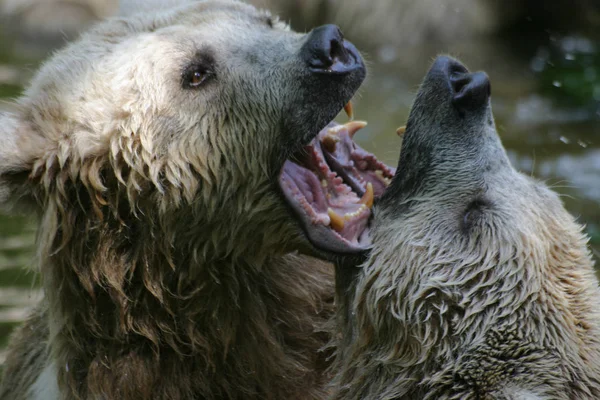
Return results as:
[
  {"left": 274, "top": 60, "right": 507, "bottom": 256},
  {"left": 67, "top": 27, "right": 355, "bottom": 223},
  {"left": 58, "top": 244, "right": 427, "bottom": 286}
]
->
[{"left": 0, "top": 29, "right": 598, "bottom": 366}]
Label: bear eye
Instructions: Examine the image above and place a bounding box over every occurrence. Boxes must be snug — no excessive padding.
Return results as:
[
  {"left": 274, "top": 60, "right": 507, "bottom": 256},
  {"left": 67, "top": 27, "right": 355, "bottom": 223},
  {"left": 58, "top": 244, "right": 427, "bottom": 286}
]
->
[
  {"left": 190, "top": 70, "right": 208, "bottom": 87},
  {"left": 182, "top": 55, "right": 215, "bottom": 90},
  {"left": 182, "top": 67, "right": 212, "bottom": 89}
]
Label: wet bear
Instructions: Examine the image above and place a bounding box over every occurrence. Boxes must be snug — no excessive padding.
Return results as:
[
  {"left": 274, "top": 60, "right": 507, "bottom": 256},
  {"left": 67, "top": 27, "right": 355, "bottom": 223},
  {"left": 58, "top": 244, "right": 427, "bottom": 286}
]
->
[
  {"left": 0, "top": 1, "right": 395, "bottom": 399},
  {"left": 331, "top": 56, "right": 600, "bottom": 399}
]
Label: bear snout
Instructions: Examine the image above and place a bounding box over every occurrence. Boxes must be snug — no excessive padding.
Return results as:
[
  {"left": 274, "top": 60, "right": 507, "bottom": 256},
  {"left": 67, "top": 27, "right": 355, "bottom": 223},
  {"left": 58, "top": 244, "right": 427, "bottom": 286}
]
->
[
  {"left": 301, "top": 24, "right": 363, "bottom": 75},
  {"left": 451, "top": 70, "right": 491, "bottom": 112},
  {"left": 429, "top": 56, "right": 491, "bottom": 113}
]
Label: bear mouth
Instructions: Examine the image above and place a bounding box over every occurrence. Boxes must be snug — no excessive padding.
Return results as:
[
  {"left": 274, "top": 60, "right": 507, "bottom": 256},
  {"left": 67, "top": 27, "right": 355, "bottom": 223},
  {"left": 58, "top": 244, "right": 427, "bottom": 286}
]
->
[{"left": 279, "top": 113, "right": 395, "bottom": 254}]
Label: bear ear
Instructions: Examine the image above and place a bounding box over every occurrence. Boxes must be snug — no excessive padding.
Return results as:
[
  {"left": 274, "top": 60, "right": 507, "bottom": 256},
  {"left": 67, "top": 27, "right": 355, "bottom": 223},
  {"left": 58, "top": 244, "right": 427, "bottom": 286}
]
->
[
  {"left": 118, "top": 0, "right": 199, "bottom": 17},
  {"left": 0, "top": 112, "right": 46, "bottom": 214}
]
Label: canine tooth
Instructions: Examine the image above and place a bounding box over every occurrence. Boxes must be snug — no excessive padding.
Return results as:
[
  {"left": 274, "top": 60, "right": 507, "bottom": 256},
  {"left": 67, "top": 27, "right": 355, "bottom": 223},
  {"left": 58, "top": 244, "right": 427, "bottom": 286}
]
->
[
  {"left": 328, "top": 208, "right": 345, "bottom": 232},
  {"left": 375, "top": 170, "right": 392, "bottom": 186},
  {"left": 327, "top": 125, "right": 345, "bottom": 135},
  {"left": 345, "top": 120, "right": 368, "bottom": 138},
  {"left": 359, "top": 182, "right": 374, "bottom": 208},
  {"left": 344, "top": 101, "right": 354, "bottom": 120},
  {"left": 321, "top": 180, "right": 328, "bottom": 188},
  {"left": 321, "top": 134, "right": 340, "bottom": 153},
  {"left": 397, "top": 126, "right": 406, "bottom": 136}
]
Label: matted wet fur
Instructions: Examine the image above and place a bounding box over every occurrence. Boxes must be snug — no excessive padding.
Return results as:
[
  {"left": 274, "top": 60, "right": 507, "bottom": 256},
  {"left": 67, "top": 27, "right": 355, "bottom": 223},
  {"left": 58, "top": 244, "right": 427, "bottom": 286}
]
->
[
  {"left": 2, "top": 257, "right": 334, "bottom": 400},
  {"left": 331, "top": 57, "right": 600, "bottom": 399},
  {"left": 0, "top": 0, "right": 372, "bottom": 398}
]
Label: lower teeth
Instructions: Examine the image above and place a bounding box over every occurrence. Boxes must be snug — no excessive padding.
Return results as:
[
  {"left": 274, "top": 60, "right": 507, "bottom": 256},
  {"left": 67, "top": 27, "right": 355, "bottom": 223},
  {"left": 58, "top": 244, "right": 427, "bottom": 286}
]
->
[
  {"left": 328, "top": 208, "right": 345, "bottom": 232},
  {"left": 344, "top": 205, "right": 367, "bottom": 221}
]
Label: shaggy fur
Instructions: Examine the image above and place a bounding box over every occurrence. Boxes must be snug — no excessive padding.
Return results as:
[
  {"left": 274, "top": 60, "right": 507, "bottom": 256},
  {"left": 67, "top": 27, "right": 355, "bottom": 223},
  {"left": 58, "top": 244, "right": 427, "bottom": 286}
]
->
[
  {"left": 330, "top": 57, "right": 600, "bottom": 399},
  {"left": 0, "top": 1, "right": 369, "bottom": 398}
]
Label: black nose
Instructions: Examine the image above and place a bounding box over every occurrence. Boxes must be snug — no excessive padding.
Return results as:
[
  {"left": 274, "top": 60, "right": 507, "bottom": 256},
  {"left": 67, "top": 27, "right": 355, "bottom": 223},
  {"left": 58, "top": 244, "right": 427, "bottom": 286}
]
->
[
  {"left": 301, "top": 24, "right": 362, "bottom": 75},
  {"left": 431, "top": 56, "right": 491, "bottom": 112}
]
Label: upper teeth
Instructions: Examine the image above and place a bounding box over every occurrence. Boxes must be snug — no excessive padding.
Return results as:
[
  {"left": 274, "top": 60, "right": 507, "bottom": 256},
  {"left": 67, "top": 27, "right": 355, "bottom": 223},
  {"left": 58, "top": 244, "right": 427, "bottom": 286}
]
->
[
  {"left": 327, "top": 120, "right": 368, "bottom": 138},
  {"left": 321, "top": 134, "right": 340, "bottom": 153},
  {"left": 359, "top": 182, "right": 374, "bottom": 208},
  {"left": 344, "top": 101, "right": 354, "bottom": 120},
  {"left": 375, "top": 170, "right": 392, "bottom": 185}
]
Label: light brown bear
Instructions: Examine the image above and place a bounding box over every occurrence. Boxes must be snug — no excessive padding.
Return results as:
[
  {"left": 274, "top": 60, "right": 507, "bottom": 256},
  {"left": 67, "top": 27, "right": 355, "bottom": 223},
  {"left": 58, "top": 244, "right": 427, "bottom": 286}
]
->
[
  {"left": 0, "top": 0, "right": 395, "bottom": 399},
  {"left": 331, "top": 56, "right": 600, "bottom": 399}
]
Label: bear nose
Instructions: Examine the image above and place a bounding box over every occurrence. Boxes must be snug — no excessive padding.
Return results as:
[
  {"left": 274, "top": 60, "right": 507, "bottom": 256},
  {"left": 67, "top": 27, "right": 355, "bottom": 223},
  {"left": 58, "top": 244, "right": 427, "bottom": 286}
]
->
[
  {"left": 432, "top": 56, "right": 491, "bottom": 112},
  {"left": 301, "top": 24, "right": 361, "bottom": 74}
]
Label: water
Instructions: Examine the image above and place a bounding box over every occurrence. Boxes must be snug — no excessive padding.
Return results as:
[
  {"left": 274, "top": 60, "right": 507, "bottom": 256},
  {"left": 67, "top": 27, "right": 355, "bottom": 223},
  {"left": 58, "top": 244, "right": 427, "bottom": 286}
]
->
[{"left": 0, "top": 28, "right": 598, "bottom": 366}]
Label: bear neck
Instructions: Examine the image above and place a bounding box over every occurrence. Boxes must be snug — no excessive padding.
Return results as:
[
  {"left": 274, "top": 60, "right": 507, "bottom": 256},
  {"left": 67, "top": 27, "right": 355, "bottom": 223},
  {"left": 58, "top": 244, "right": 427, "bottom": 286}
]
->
[
  {"left": 332, "top": 224, "right": 600, "bottom": 399},
  {"left": 39, "top": 212, "right": 334, "bottom": 400}
]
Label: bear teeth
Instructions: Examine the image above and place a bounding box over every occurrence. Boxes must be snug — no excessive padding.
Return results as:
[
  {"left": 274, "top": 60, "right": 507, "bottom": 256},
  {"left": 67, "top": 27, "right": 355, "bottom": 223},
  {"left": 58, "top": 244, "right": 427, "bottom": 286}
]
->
[
  {"left": 321, "top": 134, "right": 340, "bottom": 153},
  {"left": 326, "top": 120, "right": 367, "bottom": 138},
  {"left": 328, "top": 208, "right": 345, "bottom": 232},
  {"left": 344, "top": 101, "right": 354, "bottom": 120},
  {"left": 344, "top": 205, "right": 368, "bottom": 221},
  {"left": 375, "top": 170, "right": 392, "bottom": 186},
  {"left": 345, "top": 120, "right": 368, "bottom": 138},
  {"left": 328, "top": 203, "right": 370, "bottom": 233},
  {"left": 359, "top": 182, "right": 374, "bottom": 208}
]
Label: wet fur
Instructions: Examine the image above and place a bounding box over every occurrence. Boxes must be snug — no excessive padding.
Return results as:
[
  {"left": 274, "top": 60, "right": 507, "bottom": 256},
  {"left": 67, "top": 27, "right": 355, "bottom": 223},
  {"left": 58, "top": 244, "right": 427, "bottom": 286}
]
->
[
  {"left": 330, "top": 59, "right": 600, "bottom": 399},
  {"left": 2, "top": 255, "right": 333, "bottom": 400},
  {"left": 0, "top": 1, "right": 347, "bottom": 398},
  {"left": 333, "top": 199, "right": 600, "bottom": 399}
]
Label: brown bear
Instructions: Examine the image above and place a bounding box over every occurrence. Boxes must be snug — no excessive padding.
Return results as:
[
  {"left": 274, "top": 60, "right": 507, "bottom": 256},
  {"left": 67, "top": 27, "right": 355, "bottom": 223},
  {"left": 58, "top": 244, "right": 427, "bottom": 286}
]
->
[
  {"left": 0, "top": 0, "right": 395, "bottom": 399},
  {"left": 330, "top": 56, "right": 600, "bottom": 399}
]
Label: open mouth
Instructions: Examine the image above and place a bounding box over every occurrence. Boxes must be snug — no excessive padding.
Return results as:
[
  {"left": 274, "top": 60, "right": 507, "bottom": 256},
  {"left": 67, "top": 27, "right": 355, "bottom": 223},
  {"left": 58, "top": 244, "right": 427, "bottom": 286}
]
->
[{"left": 279, "top": 105, "right": 395, "bottom": 254}]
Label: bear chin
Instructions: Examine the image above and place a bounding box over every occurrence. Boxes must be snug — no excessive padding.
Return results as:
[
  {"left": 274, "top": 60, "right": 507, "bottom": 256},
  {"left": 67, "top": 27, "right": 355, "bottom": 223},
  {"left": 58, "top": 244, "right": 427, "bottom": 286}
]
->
[{"left": 279, "top": 119, "right": 395, "bottom": 255}]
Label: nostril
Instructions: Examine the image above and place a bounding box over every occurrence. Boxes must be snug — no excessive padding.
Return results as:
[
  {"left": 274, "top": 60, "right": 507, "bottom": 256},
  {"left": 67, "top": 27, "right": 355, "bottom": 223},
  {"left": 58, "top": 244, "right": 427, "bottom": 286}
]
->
[
  {"left": 452, "top": 71, "right": 491, "bottom": 112},
  {"left": 448, "top": 59, "right": 470, "bottom": 93},
  {"left": 450, "top": 75, "right": 470, "bottom": 94},
  {"left": 301, "top": 24, "right": 361, "bottom": 75},
  {"left": 329, "top": 37, "right": 349, "bottom": 64},
  {"left": 428, "top": 56, "right": 490, "bottom": 113},
  {"left": 448, "top": 62, "right": 468, "bottom": 76}
]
